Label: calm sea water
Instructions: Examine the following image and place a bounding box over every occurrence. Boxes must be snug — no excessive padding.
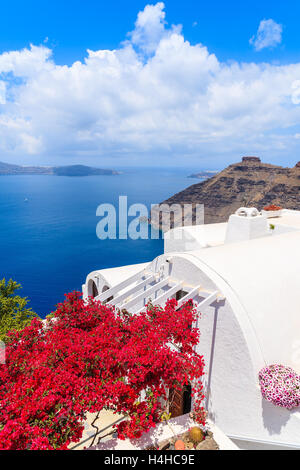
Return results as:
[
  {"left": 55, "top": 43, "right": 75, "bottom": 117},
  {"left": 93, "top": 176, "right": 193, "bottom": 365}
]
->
[{"left": 0, "top": 167, "right": 195, "bottom": 317}]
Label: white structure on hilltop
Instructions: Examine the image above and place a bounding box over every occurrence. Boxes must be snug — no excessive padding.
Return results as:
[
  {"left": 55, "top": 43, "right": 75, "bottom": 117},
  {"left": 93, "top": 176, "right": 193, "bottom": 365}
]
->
[{"left": 82, "top": 208, "right": 300, "bottom": 450}]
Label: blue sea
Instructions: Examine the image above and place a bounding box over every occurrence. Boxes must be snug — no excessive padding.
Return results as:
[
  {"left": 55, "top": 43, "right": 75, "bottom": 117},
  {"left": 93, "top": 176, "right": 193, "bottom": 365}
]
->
[{"left": 0, "top": 167, "right": 195, "bottom": 317}]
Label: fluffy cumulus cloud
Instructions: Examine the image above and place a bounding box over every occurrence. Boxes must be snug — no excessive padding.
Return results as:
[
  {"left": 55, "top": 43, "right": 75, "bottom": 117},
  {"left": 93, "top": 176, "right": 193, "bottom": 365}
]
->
[
  {"left": 250, "top": 19, "right": 283, "bottom": 51},
  {"left": 0, "top": 3, "right": 299, "bottom": 165},
  {"left": 0, "top": 81, "right": 6, "bottom": 105},
  {"left": 129, "top": 2, "right": 168, "bottom": 54}
]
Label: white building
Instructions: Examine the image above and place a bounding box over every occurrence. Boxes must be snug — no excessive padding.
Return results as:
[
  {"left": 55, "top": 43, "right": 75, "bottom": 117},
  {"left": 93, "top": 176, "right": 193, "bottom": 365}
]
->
[{"left": 82, "top": 208, "right": 300, "bottom": 450}]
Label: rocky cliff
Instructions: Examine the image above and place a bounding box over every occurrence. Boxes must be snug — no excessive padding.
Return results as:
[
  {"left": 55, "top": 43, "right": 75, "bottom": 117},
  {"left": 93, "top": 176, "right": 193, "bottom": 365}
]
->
[{"left": 159, "top": 158, "right": 300, "bottom": 224}]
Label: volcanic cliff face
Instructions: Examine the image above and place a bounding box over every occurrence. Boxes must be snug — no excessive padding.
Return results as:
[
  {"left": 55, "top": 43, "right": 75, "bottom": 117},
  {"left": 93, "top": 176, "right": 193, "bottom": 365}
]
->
[{"left": 160, "top": 158, "right": 300, "bottom": 224}]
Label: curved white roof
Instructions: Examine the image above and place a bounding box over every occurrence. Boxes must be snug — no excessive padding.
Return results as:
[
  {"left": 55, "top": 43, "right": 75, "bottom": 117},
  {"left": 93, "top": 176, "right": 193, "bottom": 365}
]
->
[
  {"left": 185, "top": 230, "right": 300, "bottom": 371},
  {"left": 87, "top": 262, "right": 150, "bottom": 288},
  {"left": 164, "top": 223, "right": 227, "bottom": 250}
]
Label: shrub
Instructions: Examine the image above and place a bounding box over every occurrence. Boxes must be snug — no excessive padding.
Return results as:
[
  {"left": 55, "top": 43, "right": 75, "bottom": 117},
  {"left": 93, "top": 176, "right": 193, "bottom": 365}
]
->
[
  {"left": 0, "top": 278, "right": 39, "bottom": 343},
  {"left": 0, "top": 292, "right": 205, "bottom": 449}
]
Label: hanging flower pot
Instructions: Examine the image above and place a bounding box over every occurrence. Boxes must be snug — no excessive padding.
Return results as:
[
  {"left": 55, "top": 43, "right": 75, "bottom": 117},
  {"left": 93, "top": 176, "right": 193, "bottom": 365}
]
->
[{"left": 258, "top": 364, "right": 300, "bottom": 409}]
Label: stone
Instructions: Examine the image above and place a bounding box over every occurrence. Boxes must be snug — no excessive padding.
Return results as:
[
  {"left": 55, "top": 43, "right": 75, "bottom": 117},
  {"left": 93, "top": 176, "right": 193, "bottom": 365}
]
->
[
  {"left": 184, "top": 442, "right": 194, "bottom": 450},
  {"left": 159, "top": 439, "right": 171, "bottom": 450},
  {"left": 196, "top": 437, "right": 219, "bottom": 451}
]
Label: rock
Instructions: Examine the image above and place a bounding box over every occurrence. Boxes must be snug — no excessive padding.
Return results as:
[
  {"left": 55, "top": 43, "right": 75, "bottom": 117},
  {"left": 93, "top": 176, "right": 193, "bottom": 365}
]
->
[
  {"left": 159, "top": 439, "right": 170, "bottom": 450},
  {"left": 155, "top": 158, "right": 300, "bottom": 226},
  {"left": 184, "top": 442, "right": 194, "bottom": 450},
  {"left": 196, "top": 437, "right": 219, "bottom": 451}
]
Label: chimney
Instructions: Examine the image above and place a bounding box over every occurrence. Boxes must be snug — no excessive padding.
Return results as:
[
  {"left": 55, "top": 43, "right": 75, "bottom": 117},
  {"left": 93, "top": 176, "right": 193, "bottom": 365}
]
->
[{"left": 225, "top": 207, "right": 269, "bottom": 244}]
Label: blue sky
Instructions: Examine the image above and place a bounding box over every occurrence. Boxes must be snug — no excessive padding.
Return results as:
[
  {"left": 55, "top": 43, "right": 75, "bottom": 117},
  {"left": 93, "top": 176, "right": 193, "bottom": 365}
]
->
[
  {"left": 0, "top": 1, "right": 300, "bottom": 168},
  {"left": 1, "top": 0, "right": 298, "bottom": 64}
]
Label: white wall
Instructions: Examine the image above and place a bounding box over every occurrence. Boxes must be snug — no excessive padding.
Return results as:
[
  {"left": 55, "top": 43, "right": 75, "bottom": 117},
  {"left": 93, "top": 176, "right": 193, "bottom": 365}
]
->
[
  {"left": 160, "top": 253, "right": 300, "bottom": 448},
  {"left": 82, "top": 251, "right": 300, "bottom": 448}
]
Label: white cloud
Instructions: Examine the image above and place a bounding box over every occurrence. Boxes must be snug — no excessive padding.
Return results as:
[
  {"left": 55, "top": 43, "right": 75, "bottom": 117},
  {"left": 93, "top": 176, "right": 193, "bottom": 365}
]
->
[
  {"left": 250, "top": 19, "right": 283, "bottom": 51},
  {"left": 129, "top": 2, "right": 167, "bottom": 54},
  {"left": 0, "top": 4, "right": 299, "bottom": 166},
  {"left": 0, "top": 81, "right": 6, "bottom": 104}
]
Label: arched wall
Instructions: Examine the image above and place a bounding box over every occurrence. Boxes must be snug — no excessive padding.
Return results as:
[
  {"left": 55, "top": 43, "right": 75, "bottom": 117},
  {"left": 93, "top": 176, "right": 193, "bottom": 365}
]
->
[
  {"left": 157, "top": 252, "right": 300, "bottom": 447},
  {"left": 162, "top": 253, "right": 266, "bottom": 371},
  {"left": 82, "top": 253, "right": 300, "bottom": 446},
  {"left": 85, "top": 272, "right": 112, "bottom": 299},
  {"left": 82, "top": 262, "right": 150, "bottom": 301}
]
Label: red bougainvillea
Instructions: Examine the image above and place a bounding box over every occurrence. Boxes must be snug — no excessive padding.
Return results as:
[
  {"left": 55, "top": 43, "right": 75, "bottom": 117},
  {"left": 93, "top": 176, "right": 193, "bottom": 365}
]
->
[
  {"left": 263, "top": 204, "right": 282, "bottom": 211},
  {"left": 0, "top": 292, "right": 205, "bottom": 450}
]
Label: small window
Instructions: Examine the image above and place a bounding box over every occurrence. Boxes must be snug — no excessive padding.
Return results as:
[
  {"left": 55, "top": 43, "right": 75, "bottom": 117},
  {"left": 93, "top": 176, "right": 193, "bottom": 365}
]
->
[{"left": 168, "top": 383, "right": 192, "bottom": 418}]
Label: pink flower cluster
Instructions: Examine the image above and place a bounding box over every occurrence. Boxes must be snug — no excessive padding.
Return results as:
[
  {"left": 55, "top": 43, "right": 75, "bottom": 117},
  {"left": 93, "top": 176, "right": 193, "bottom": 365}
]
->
[{"left": 259, "top": 364, "right": 300, "bottom": 410}]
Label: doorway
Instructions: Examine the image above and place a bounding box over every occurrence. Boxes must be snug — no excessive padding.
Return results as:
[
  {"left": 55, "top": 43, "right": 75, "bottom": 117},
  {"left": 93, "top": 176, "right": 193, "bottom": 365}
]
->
[{"left": 168, "top": 383, "right": 192, "bottom": 418}]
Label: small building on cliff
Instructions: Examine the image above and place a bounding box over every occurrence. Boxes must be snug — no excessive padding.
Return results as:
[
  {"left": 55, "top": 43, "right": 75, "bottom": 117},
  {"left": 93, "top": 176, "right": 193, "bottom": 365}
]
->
[
  {"left": 242, "top": 156, "right": 261, "bottom": 163},
  {"left": 83, "top": 207, "right": 300, "bottom": 450}
]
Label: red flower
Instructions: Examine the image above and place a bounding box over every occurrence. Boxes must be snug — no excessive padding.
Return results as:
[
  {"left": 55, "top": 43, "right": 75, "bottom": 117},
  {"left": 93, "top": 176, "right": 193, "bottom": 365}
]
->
[
  {"left": 263, "top": 204, "right": 282, "bottom": 211},
  {"left": 0, "top": 292, "right": 205, "bottom": 449}
]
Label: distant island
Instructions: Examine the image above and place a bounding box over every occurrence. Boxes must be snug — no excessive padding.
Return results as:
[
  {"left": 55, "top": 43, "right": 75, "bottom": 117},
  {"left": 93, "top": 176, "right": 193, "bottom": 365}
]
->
[
  {"left": 0, "top": 161, "right": 121, "bottom": 176},
  {"left": 188, "top": 170, "right": 218, "bottom": 179}
]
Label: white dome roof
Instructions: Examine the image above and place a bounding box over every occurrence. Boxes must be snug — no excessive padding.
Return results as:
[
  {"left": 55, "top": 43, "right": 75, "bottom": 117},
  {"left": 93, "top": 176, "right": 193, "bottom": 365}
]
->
[{"left": 187, "top": 230, "right": 300, "bottom": 371}]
